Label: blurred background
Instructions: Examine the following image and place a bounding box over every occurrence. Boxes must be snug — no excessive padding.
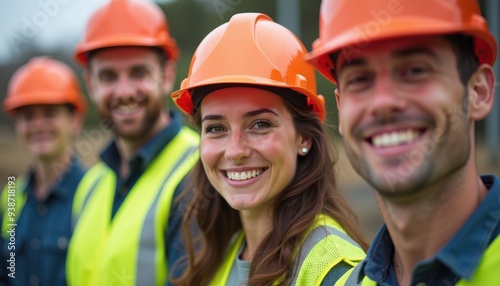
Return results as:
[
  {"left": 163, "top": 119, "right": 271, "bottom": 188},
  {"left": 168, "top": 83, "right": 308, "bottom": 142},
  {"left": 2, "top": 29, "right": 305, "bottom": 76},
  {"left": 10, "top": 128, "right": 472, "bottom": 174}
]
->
[{"left": 0, "top": 0, "right": 499, "bottom": 240}]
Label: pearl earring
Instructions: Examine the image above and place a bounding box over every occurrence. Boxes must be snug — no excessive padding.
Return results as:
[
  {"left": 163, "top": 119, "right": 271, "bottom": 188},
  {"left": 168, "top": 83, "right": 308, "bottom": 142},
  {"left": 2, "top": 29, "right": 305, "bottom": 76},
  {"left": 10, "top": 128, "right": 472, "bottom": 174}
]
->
[{"left": 301, "top": 147, "right": 308, "bottom": 154}]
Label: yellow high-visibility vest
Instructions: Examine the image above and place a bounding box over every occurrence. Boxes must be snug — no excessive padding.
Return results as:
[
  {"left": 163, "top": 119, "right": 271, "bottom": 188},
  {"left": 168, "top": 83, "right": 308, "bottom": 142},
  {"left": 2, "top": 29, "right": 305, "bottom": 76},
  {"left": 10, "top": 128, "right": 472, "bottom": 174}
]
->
[
  {"left": 1, "top": 178, "right": 27, "bottom": 234},
  {"left": 211, "top": 214, "right": 366, "bottom": 286},
  {"left": 67, "top": 127, "right": 198, "bottom": 286},
  {"left": 337, "top": 235, "right": 500, "bottom": 286}
]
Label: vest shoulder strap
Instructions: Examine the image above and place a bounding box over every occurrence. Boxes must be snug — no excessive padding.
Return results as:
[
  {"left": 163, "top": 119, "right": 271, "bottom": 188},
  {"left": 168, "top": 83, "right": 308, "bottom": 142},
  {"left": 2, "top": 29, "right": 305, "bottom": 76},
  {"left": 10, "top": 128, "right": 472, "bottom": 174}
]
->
[
  {"left": 210, "top": 231, "right": 245, "bottom": 286},
  {"left": 1, "top": 177, "right": 27, "bottom": 236},
  {"left": 457, "top": 234, "right": 500, "bottom": 285},
  {"left": 341, "top": 234, "right": 500, "bottom": 286},
  {"left": 71, "top": 163, "right": 108, "bottom": 229},
  {"left": 338, "top": 261, "right": 369, "bottom": 286},
  {"left": 292, "top": 214, "right": 366, "bottom": 286}
]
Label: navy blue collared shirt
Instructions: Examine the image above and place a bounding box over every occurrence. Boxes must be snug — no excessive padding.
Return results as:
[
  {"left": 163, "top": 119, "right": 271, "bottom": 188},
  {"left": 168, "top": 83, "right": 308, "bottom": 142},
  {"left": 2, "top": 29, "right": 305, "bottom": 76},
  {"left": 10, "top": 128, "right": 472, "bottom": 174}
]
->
[
  {"left": 100, "top": 110, "right": 185, "bottom": 218},
  {"left": 360, "top": 175, "right": 500, "bottom": 286},
  {"left": 0, "top": 156, "right": 86, "bottom": 286},
  {"left": 99, "top": 110, "right": 192, "bottom": 284}
]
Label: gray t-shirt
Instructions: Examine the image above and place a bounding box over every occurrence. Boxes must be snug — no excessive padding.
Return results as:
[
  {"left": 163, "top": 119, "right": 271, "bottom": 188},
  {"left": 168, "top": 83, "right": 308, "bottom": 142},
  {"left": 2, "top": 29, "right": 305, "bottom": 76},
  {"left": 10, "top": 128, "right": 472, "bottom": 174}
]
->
[
  {"left": 224, "top": 227, "right": 354, "bottom": 285},
  {"left": 226, "top": 241, "right": 250, "bottom": 286}
]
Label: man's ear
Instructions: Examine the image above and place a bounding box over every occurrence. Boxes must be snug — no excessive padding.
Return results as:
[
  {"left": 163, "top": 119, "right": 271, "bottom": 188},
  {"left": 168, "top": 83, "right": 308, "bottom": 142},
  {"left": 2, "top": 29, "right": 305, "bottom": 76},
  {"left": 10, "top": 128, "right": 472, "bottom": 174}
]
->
[
  {"left": 468, "top": 64, "right": 495, "bottom": 121},
  {"left": 161, "top": 60, "right": 176, "bottom": 95},
  {"left": 335, "top": 88, "right": 343, "bottom": 135},
  {"left": 83, "top": 69, "right": 97, "bottom": 103},
  {"left": 70, "top": 112, "right": 84, "bottom": 139}
]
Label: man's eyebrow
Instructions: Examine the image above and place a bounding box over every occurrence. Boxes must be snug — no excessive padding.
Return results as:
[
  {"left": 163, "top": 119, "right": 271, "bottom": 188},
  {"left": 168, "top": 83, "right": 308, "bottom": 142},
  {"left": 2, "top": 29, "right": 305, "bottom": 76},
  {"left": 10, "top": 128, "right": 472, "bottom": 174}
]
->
[
  {"left": 201, "top": 108, "right": 278, "bottom": 123},
  {"left": 97, "top": 63, "right": 150, "bottom": 73},
  {"left": 129, "top": 64, "right": 152, "bottom": 70},
  {"left": 336, "top": 46, "right": 439, "bottom": 74},
  {"left": 392, "top": 46, "right": 439, "bottom": 60},
  {"left": 337, "top": 58, "right": 367, "bottom": 75},
  {"left": 97, "top": 67, "right": 114, "bottom": 75}
]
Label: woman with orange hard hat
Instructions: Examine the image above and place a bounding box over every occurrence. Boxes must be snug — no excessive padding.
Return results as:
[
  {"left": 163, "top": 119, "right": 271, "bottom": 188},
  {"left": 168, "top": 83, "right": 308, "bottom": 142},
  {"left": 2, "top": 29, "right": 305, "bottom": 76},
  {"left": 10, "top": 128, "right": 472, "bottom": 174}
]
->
[
  {"left": 171, "top": 13, "right": 368, "bottom": 286},
  {"left": 0, "top": 56, "right": 87, "bottom": 286}
]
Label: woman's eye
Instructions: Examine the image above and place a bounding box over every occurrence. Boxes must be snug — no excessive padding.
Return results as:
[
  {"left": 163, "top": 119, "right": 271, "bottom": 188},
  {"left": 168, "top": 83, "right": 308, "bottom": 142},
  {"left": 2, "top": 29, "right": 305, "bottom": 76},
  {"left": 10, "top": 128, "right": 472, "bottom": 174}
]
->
[
  {"left": 205, "top": 125, "right": 226, "bottom": 134},
  {"left": 251, "top": 120, "right": 272, "bottom": 130},
  {"left": 43, "top": 108, "right": 58, "bottom": 118},
  {"left": 20, "top": 112, "right": 33, "bottom": 121},
  {"left": 131, "top": 68, "right": 148, "bottom": 79}
]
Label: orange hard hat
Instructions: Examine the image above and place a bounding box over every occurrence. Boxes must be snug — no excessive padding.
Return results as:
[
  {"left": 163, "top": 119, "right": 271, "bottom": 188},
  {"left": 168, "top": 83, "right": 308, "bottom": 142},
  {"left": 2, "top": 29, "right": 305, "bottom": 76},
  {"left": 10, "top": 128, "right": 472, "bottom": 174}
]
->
[
  {"left": 74, "top": 0, "right": 179, "bottom": 66},
  {"left": 4, "top": 56, "right": 87, "bottom": 116},
  {"left": 171, "top": 13, "right": 326, "bottom": 121},
  {"left": 306, "top": 0, "right": 498, "bottom": 83}
]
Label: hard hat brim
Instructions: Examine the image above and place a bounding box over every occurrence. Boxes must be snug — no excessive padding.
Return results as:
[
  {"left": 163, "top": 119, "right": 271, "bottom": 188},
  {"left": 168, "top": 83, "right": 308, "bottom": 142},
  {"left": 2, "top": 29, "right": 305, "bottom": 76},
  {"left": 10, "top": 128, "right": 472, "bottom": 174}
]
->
[
  {"left": 171, "top": 75, "right": 326, "bottom": 122},
  {"left": 4, "top": 92, "right": 86, "bottom": 116},
  {"left": 74, "top": 36, "right": 179, "bottom": 66}
]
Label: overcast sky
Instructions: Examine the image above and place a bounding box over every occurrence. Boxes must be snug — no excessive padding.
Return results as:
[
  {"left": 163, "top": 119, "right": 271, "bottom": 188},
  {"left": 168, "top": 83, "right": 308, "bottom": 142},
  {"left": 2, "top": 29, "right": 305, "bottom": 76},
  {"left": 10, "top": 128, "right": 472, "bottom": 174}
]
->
[{"left": 0, "top": 0, "right": 173, "bottom": 64}]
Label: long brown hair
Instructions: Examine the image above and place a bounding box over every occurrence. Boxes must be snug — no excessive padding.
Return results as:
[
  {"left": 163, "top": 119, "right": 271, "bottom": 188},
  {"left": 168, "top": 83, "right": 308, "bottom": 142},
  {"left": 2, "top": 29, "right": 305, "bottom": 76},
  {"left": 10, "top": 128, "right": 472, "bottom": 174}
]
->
[{"left": 173, "top": 96, "right": 368, "bottom": 286}]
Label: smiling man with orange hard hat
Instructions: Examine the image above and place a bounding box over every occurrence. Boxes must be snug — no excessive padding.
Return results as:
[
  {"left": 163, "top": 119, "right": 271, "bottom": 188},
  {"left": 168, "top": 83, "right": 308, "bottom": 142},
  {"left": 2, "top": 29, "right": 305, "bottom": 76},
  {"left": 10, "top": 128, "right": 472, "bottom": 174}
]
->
[
  {"left": 65, "top": 1, "right": 198, "bottom": 286},
  {"left": 306, "top": 0, "right": 499, "bottom": 285}
]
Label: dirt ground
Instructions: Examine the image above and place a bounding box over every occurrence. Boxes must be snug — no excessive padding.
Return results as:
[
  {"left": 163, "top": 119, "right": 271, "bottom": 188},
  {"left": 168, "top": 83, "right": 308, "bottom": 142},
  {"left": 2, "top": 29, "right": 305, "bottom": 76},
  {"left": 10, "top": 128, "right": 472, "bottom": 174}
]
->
[{"left": 1, "top": 126, "right": 499, "bottom": 240}]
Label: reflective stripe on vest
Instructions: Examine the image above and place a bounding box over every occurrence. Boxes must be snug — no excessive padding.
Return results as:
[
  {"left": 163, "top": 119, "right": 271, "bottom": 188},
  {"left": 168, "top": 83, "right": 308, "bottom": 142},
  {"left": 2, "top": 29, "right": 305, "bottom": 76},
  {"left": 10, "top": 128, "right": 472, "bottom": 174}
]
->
[
  {"left": 341, "top": 234, "right": 500, "bottom": 286},
  {"left": 1, "top": 178, "right": 27, "bottom": 236},
  {"left": 339, "top": 260, "right": 371, "bottom": 286},
  {"left": 67, "top": 127, "right": 199, "bottom": 286},
  {"left": 211, "top": 214, "right": 366, "bottom": 286},
  {"left": 290, "top": 215, "right": 365, "bottom": 285},
  {"left": 70, "top": 164, "right": 107, "bottom": 230}
]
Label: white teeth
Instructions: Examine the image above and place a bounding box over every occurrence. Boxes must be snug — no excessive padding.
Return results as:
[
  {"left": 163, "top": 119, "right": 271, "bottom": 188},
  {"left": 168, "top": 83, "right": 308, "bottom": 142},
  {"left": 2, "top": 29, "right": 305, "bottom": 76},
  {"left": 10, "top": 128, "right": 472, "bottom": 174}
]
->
[
  {"left": 115, "top": 102, "right": 140, "bottom": 113},
  {"left": 372, "top": 129, "right": 420, "bottom": 148},
  {"left": 226, "top": 169, "right": 263, "bottom": 181}
]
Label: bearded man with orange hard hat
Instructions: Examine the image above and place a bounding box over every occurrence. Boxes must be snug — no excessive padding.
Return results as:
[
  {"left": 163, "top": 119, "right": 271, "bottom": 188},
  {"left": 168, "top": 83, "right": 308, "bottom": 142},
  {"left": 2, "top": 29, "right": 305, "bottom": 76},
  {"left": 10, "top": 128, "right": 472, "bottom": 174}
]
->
[
  {"left": 65, "top": 1, "right": 198, "bottom": 285},
  {"left": 0, "top": 56, "right": 87, "bottom": 286},
  {"left": 306, "top": 0, "right": 499, "bottom": 285}
]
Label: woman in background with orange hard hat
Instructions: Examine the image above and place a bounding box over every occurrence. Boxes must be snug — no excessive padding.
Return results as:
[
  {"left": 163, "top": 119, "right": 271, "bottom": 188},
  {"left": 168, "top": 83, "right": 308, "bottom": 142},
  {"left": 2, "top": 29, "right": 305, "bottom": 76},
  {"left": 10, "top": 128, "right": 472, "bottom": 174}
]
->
[
  {"left": 171, "top": 13, "right": 368, "bottom": 286},
  {"left": 0, "top": 56, "right": 87, "bottom": 286}
]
